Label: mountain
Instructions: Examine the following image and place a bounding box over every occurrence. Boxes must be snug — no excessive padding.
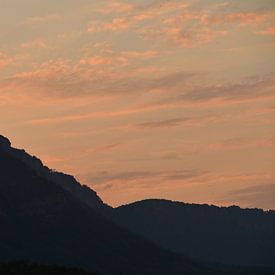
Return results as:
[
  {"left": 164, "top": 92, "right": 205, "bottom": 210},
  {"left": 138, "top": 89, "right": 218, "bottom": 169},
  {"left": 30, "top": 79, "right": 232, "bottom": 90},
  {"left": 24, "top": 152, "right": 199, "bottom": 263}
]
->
[
  {"left": 0, "top": 134, "right": 235, "bottom": 275},
  {"left": 1, "top": 134, "right": 274, "bottom": 275},
  {"left": 0, "top": 135, "right": 110, "bottom": 214},
  {"left": 114, "top": 199, "right": 275, "bottom": 269}
]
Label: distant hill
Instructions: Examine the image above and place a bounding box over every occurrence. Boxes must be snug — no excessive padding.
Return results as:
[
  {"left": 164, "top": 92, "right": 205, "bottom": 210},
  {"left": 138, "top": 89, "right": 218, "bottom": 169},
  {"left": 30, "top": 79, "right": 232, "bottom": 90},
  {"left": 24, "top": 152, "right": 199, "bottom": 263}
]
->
[
  {"left": 114, "top": 199, "right": 275, "bottom": 268},
  {"left": 1, "top": 134, "right": 275, "bottom": 275}
]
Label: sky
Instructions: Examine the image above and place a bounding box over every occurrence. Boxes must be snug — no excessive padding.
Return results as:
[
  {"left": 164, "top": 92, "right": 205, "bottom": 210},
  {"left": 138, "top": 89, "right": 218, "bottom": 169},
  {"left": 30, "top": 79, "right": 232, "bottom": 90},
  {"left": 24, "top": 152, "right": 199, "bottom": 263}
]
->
[{"left": 0, "top": 0, "right": 275, "bottom": 209}]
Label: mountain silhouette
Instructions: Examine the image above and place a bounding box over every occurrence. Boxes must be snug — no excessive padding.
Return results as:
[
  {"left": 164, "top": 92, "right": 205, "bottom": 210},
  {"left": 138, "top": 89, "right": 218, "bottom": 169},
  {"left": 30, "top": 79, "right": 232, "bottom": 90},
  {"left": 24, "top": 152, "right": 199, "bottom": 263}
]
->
[
  {"left": 0, "top": 135, "right": 110, "bottom": 213},
  {"left": 0, "top": 134, "right": 274, "bottom": 275},
  {"left": 114, "top": 199, "right": 275, "bottom": 268}
]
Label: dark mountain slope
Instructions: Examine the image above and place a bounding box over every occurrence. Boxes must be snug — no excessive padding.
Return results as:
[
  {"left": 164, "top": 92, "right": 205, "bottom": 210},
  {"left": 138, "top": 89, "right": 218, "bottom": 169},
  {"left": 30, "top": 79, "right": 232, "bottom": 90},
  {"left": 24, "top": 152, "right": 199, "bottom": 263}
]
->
[
  {"left": 0, "top": 135, "right": 110, "bottom": 214},
  {"left": 1, "top": 134, "right": 274, "bottom": 274},
  {"left": 114, "top": 199, "right": 275, "bottom": 269},
  {"left": 0, "top": 136, "right": 223, "bottom": 275}
]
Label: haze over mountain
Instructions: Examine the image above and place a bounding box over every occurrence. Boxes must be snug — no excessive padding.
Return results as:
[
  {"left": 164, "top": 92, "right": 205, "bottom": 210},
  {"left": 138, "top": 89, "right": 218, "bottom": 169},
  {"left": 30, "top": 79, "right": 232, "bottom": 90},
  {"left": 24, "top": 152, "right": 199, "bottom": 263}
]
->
[{"left": 0, "top": 134, "right": 275, "bottom": 275}]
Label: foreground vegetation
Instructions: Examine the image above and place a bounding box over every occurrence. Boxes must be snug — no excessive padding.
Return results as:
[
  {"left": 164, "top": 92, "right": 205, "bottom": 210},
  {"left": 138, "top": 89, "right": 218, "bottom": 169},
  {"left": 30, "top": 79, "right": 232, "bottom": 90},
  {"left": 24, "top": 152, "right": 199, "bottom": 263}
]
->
[{"left": 0, "top": 262, "right": 97, "bottom": 275}]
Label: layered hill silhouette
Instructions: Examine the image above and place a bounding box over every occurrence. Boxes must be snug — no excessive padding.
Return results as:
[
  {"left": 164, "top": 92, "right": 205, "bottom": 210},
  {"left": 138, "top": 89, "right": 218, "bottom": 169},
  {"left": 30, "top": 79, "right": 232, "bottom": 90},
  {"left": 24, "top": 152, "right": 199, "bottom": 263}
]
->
[
  {"left": 0, "top": 134, "right": 274, "bottom": 275},
  {"left": 114, "top": 199, "right": 275, "bottom": 268}
]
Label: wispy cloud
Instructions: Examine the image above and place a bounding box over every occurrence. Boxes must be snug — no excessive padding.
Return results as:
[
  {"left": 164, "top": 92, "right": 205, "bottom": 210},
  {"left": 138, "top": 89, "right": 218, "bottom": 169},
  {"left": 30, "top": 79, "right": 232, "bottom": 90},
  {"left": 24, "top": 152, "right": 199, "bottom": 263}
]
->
[
  {"left": 154, "top": 76, "right": 275, "bottom": 106},
  {"left": 87, "top": 1, "right": 273, "bottom": 48},
  {"left": 21, "top": 39, "right": 48, "bottom": 49},
  {"left": 22, "top": 14, "right": 61, "bottom": 26},
  {"left": 209, "top": 137, "right": 275, "bottom": 151},
  {"left": 222, "top": 183, "right": 275, "bottom": 210},
  {"left": 256, "top": 27, "right": 275, "bottom": 35},
  {"left": 132, "top": 115, "right": 223, "bottom": 130},
  {"left": 92, "top": 142, "right": 126, "bottom": 153},
  {"left": 0, "top": 52, "right": 13, "bottom": 69},
  {"left": 88, "top": 1, "right": 189, "bottom": 33},
  {"left": 86, "top": 169, "right": 207, "bottom": 185}
]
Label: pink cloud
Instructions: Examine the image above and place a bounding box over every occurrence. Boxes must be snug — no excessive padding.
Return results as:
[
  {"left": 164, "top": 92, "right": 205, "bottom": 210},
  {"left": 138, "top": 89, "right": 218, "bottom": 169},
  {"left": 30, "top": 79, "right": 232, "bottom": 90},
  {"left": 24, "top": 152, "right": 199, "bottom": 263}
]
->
[
  {"left": 91, "top": 142, "right": 126, "bottom": 153},
  {"left": 121, "top": 50, "right": 159, "bottom": 59},
  {"left": 88, "top": 1, "right": 189, "bottom": 33},
  {"left": 88, "top": 18, "right": 131, "bottom": 32},
  {"left": 22, "top": 14, "right": 61, "bottom": 26},
  {"left": 21, "top": 39, "right": 48, "bottom": 49},
  {"left": 88, "top": 0, "right": 272, "bottom": 49},
  {"left": 80, "top": 56, "right": 113, "bottom": 66},
  {"left": 256, "top": 27, "right": 275, "bottom": 35},
  {"left": 89, "top": 0, "right": 134, "bottom": 14},
  {"left": 0, "top": 52, "right": 13, "bottom": 69},
  {"left": 209, "top": 137, "right": 275, "bottom": 151}
]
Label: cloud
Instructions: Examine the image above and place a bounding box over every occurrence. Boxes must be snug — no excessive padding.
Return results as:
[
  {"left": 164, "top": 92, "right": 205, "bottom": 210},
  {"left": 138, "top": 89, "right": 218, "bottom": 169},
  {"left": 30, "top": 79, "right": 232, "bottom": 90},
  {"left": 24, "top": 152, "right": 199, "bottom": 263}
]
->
[
  {"left": 92, "top": 142, "right": 126, "bottom": 153},
  {"left": 86, "top": 169, "right": 207, "bottom": 185},
  {"left": 154, "top": 76, "right": 275, "bottom": 107},
  {"left": 256, "top": 27, "right": 275, "bottom": 35},
  {"left": 88, "top": 1, "right": 189, "bottom": 33},
  {"left": 22, "top": 14, "right": 61, "bottom": 26},
  {"left": 89, "top": 0, "right": 134, "bottom": 15},
  {"left": 209, "top": 137, "right": 275, "bottom": 151},
  {"left": 21, "top": 39, "right": 48, "bottom": 49},
  {"left": 209, "top": 138, "right": 253, "bottom": 151},
  {"left": 80, "top": 56, "right": 114, "bottom": 66},
  {"left": 139, "top": 9, "right": 270, "bottom": 47},
  {"left": 84, "top": 171, "right": 275, "bottom": 202},
  {"left": 132, "top": 115, "right": 222, "bottom": 130},
  {"left": 224, "top": 183, "right": 275, "bottom": 210},
  {"left": 87, "top": 1, "right": 272, "bottom": 47},
  {"left": 141, "top": 26, "right": 227, "bottom": 48},
  {"left": 2, "top": 55, "right": 274, "bottom": 121},
  {"left": 135, "top": 118, "right": 193, "bottom": 129},
  {"left": 121, "top": 50, "right": 159, "bottom": 59},
  {"left": 0, "top": 52, "right": 13, "bottom": 69},
  {"left": 0, "top": 57, "right": 192, "bottom": 99},
  {"left": 88, "top": 18, "right": 131, "bottom": 32},
  {"left": 79, "top": 50, "right": 158, "bottom": 67}
]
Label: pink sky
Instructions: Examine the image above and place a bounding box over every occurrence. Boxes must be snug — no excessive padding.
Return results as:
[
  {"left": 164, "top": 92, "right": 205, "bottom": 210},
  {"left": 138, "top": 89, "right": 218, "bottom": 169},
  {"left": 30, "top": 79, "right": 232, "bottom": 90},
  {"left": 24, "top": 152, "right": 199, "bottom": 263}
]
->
[{"left": 1, "top": 0, "right": 275, "bottom": 209}]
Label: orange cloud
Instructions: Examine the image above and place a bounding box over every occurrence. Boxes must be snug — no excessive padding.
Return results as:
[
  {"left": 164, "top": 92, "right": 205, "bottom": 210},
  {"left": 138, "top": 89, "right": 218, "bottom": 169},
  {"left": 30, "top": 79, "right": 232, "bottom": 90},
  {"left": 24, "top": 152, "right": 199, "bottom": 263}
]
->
[
  {"left": 92, "top": 142, "right": 126, "bottom": 153},
  {"left": 200, "top": 12, "right": 268, "bottom": 26},
  {"left": 88, "top": 1, "right": 272, "bottom": 48},
  {"left": 121, "top": 50, "right": 159, "bottom": 59},
  {"left": 89, "top": 0, "right": 134, "bottom": 14},
  {"left": 22, "top": 14, "right": 61, "bottom": 26},
  {"left": 88, "top": 1, "right": 189, "bottom": 33},
  {"left": 88, "top": 18, "right": 131, "bottom": 32},
  {"left": 21, "top": 39, "right": 48, "bottom": 49},
  {"left": 80, "top": 56, "right": 113, "bottom": 66},
  {"left": 209, "top": 137, "right": 275, "bottom": 151},
  {"left": 131, "top": 115, "right": 223, "bottom": 130},
  {"left": 165, "top": 26, "right": 227, "bottom": 48},
  {"left": 256, "top": 27, "right": 275, "bottom": 35},
  {"left": 0, "top": 52, "right": 13, "bottom": 69}
]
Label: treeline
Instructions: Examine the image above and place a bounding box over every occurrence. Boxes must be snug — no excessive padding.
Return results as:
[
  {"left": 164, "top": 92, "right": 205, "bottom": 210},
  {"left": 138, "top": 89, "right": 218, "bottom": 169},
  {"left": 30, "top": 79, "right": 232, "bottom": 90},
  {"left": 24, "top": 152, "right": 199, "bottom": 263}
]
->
[{"left": 0, "top": 262, "right": 98, "bottom": 275}]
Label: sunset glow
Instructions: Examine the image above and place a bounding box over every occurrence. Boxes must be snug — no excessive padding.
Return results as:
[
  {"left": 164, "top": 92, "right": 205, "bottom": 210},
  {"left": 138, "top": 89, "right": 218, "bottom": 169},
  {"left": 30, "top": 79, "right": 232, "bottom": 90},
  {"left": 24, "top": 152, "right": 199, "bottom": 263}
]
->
[{"left": 1, "top": 0, "right": 275, "bottom": 209}]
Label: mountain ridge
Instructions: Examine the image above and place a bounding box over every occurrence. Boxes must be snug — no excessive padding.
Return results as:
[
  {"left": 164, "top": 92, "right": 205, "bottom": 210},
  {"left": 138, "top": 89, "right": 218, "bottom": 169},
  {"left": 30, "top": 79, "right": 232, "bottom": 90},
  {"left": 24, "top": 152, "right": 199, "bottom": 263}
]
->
[
  {"left": 0, "top": 135, "right": 215, "bottom": 275},
  {"left": 0, "top": 135, "right": 110, "bottom": 214},
  {"left": 1, "top": 134, "right": 275, "bottom": 274},
  {"left": 114, "top": 198, "right": 275, "bottom": 268}
]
